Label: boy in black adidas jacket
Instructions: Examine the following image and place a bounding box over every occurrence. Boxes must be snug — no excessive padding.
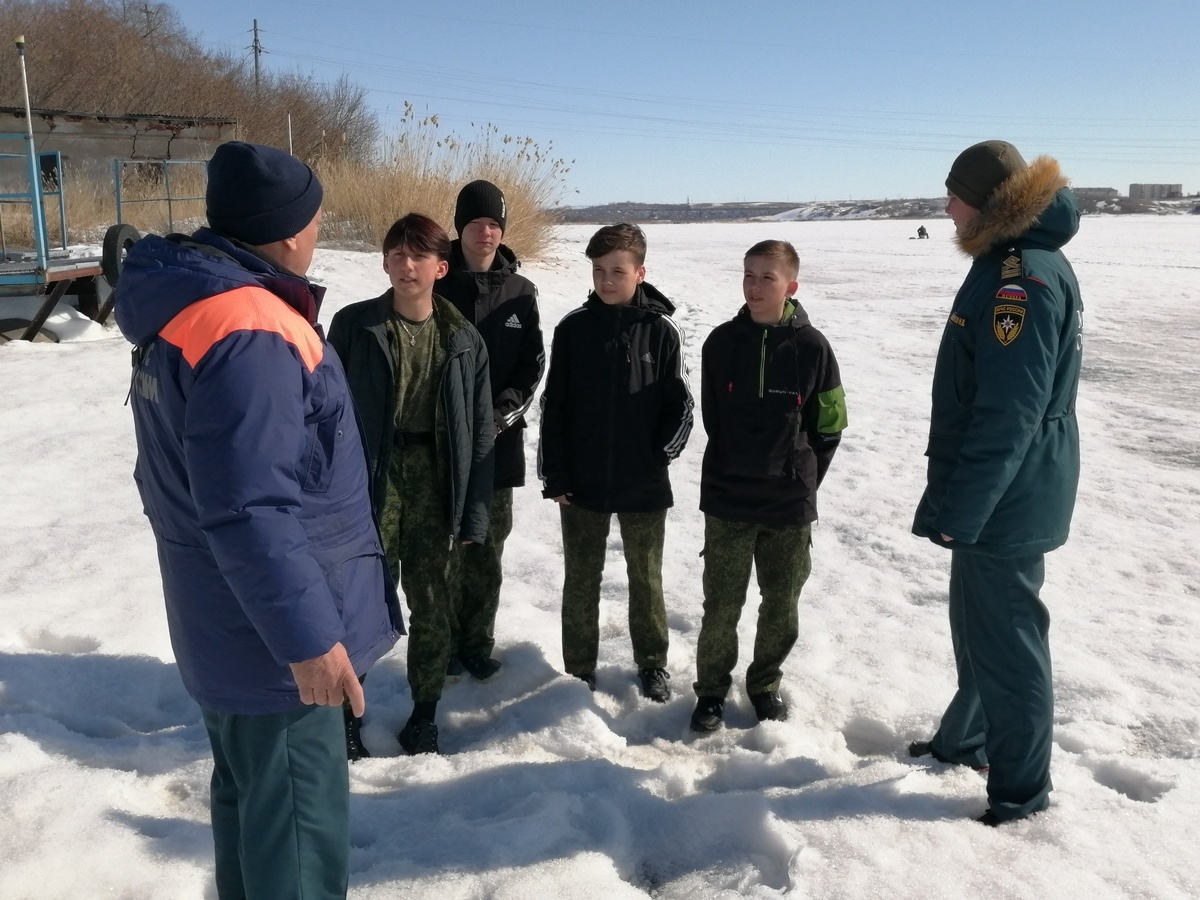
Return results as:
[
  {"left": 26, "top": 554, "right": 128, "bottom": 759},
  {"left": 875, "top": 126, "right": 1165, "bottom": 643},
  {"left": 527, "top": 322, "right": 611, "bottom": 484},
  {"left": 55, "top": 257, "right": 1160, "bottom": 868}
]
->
[
  {"left": 690, "top": 240, "right": 846, "bottom": 734},
  {"left": 538, "top": 223, "right": 694, "bottom": 702},
  {"left": 439, "top": 180, "right": 545, "bottom": 681}
]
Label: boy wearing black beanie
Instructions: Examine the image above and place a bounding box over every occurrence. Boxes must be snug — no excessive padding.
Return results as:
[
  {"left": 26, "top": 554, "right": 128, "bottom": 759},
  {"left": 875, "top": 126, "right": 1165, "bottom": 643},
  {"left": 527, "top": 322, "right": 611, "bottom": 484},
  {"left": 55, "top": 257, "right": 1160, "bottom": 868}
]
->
[{"left": 438, "top": 180, "right": 545, "bottom": 681}]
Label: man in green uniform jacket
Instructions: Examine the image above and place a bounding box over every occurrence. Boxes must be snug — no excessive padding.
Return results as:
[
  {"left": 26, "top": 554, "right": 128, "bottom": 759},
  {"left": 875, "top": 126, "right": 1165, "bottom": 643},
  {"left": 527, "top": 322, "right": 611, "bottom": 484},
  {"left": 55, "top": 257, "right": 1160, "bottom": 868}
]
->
[{"left": 911, "top": 141, "right": 1083, "bottom": 825}]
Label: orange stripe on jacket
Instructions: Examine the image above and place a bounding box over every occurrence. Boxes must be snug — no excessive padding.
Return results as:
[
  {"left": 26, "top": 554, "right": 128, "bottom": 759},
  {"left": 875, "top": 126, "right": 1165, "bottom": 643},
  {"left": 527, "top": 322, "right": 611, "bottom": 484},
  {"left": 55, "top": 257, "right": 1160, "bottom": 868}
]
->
[{"left": 159, "top": 286, "right": 324, "bottom": 373}]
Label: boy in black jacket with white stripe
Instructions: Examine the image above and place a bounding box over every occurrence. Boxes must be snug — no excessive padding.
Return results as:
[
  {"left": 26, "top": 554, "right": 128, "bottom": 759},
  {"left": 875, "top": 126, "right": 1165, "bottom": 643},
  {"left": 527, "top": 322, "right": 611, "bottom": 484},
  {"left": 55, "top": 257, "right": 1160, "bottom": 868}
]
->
[
  {"left": 538, "top": 223, "right": 694, "bottom": 701},
  {"left": 690, "top": 240, "right": 846, "bottom": 733}
]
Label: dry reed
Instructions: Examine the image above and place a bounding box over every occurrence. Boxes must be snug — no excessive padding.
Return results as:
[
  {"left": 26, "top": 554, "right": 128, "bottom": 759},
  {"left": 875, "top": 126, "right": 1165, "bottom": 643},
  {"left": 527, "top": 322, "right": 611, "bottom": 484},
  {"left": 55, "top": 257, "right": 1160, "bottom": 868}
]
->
[{"left": 5, "top": 110, "right": 569, "bottom": 262}]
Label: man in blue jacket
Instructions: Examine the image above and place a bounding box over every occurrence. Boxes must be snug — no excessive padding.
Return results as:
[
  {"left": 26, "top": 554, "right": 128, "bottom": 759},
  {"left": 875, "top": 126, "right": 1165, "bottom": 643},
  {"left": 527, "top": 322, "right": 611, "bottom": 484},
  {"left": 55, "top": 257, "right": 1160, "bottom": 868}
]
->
[
  {"left": 116, "top": 141, "right": 402, "bottom": 898},
  {"left": 910, "top": 141, "right": 1083, "bottom": 826}
]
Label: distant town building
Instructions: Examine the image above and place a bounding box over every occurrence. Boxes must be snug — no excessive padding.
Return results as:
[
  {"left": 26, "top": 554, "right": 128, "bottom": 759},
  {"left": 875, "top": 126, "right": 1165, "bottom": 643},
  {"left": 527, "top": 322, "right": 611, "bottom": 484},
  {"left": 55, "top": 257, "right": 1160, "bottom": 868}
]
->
[
  {"left": 1073, "top": 187, "right": 1119, "bottom": 198},
  {"left": 1129, "top": 183, "right": 1184, "bottom": 200}
]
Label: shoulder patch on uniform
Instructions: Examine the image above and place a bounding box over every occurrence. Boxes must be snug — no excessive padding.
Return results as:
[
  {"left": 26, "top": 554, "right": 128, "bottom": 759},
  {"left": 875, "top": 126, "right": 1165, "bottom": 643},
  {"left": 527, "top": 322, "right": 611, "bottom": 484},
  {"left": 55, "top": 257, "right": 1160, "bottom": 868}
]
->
[
  {"left": 993, "top": 305, "right": 1025, "bottom": 346},
  {"left": 996, "top": 284, "right": 1028, "bottom": 303},
  {"left": 1001, "top": 250, "right": 1023, "bottom": 280}
]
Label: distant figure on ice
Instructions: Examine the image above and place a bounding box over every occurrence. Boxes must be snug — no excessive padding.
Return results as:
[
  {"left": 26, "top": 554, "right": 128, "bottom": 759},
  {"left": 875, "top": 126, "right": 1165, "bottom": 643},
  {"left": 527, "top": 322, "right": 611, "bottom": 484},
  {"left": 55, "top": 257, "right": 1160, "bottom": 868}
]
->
[
  {"left": 539, "top": 223, "right": 694, "bottom": 702},
  {"left": 917, "top": 225, "right": 929, "bottom": 239},
  {"left": 909, "top": 140, "right": 1083, "bottom": 826},
  {"left": 116, "top": 141, "right": 401, "bottom": 897},
  {"left": 689, "top": 240, "right": 846, "bottom": 733}
]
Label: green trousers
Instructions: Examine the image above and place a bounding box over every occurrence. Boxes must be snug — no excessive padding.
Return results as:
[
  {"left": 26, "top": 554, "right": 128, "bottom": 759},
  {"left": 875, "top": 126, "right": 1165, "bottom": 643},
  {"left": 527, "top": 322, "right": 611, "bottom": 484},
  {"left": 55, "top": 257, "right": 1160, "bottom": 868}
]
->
[
  {"left": 380, "top": 444, "right": 453, "bottom": 703},
  {"left": 694, "top": 515, "right": 812, "bottom": 698},
  {"left": 203, "top": 705, "right": 348, "bottom": 900},
  {"left": 451, "top": 487, "right": 513, "bottom": 658},
  {"left": 559, "top": 503, "right": 669, "bottom": 675},
  {"left": 930, "top": 550, "right": 1053, "bottom": 821}
]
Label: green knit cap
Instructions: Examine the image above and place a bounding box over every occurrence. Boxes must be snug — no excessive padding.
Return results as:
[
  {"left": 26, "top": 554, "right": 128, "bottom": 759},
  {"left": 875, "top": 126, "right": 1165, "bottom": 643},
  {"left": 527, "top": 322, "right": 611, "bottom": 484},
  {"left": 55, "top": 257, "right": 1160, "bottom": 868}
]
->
[{"left": 946, "top": 140, "right": 1027, "bottom": 210}]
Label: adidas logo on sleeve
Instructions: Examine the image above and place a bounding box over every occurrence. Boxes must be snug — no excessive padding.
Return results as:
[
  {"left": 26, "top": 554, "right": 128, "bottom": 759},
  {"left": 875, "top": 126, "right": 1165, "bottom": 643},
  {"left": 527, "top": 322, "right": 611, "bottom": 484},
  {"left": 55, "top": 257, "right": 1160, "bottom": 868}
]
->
[{"left": 504, "top": 314, "right": 522, "bottom": 329}]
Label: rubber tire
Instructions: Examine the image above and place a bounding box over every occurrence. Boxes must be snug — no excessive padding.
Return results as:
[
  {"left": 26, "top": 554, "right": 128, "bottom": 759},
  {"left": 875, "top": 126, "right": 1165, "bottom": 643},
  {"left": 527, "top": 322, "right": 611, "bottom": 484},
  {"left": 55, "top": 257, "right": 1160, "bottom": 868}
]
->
[{"left": 101, "top": 223, "right": 141, "bottom": 287}]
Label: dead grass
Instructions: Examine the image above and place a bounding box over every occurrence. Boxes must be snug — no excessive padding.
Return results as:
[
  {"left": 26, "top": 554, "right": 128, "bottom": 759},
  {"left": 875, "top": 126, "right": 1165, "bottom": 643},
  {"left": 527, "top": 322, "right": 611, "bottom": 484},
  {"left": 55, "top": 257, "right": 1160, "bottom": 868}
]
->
[
  {"left": 319, "top": 112, "right": 570, "bottom": 260},
  {"left": 6, "top": 112, "right": 569, "bottom": 262}
]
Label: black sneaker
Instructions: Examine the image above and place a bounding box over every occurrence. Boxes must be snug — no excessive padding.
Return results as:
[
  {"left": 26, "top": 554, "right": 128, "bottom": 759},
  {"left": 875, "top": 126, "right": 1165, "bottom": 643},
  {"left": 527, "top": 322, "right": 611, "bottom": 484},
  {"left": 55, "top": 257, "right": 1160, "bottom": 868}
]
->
[
  {"left": 977, "top": 810, "right": 1004, "bottom": 827},
  {"left": 344, "top": 709, "right": 370, "bottom": 762},
  {"left": 398, "top": 717, "right": 439, "bottom": 755},
  {"left": 446, "top": 657, "right": 464, "bottom": 678},
  {"left": 575, "top": 672, "right": 597, "bottom": 691},
  {"left": 690, "top": 696, "right": 724, "bottom": 733},
  {"left": 638, "top": 667, "right": 671, "bottom": 703},
  {"left": 750, "top": 690, "right": 788, "bottom": 722},
  {"left": 461, "top": 654, "right": 502, "bottom": 681}
]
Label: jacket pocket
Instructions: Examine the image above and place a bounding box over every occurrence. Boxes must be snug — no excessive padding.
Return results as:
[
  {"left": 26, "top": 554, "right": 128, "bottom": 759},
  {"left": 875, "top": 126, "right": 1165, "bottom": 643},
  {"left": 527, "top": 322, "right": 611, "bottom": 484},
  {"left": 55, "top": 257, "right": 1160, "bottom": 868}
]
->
[
  {"left": 718, "top": 401, "right": 802, "bottom": 480},
  {"left": 302, "top": 411, "right": 340, "bottom": 492}
]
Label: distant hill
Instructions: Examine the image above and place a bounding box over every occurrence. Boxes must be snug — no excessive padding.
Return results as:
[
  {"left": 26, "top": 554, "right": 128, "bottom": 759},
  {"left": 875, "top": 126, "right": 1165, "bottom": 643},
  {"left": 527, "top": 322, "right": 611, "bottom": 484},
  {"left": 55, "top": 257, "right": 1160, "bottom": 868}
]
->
[{"left": 556, "top": 195, "right": 1199, "bottom": 224}]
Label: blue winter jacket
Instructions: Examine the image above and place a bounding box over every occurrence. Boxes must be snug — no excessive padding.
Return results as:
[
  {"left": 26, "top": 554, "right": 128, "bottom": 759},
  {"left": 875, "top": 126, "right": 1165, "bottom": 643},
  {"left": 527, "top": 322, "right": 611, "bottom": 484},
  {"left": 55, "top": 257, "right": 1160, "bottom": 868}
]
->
[
  {"left": 116, "top": 228, "right": 402, "bottom": 715},
  {"left": 913, "top": 158, "right": 1083, "bottom": 557}
]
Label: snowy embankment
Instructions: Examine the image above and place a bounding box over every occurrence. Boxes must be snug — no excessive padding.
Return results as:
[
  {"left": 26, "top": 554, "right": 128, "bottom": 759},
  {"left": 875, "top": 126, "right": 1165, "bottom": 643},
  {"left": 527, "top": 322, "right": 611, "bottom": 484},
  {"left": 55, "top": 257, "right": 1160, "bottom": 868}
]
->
[{"left": 1, "top": 217, "right": 1197, "bottom": 898}]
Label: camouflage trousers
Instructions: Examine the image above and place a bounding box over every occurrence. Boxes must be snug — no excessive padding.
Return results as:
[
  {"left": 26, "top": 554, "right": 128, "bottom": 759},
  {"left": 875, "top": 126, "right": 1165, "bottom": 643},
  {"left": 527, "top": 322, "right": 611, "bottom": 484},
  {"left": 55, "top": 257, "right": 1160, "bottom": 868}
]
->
[
  {"left": 559, "top": 503, "right": 669, "bottom": 676},
  {"left": 379, "top": 444, "right": 453, "bottom": 704},
  {"left": 451, "top": 487, "right": 513, "bottom": 659},
  {"left": 693, "top": 515, "right": 812, "bottom": 698}
]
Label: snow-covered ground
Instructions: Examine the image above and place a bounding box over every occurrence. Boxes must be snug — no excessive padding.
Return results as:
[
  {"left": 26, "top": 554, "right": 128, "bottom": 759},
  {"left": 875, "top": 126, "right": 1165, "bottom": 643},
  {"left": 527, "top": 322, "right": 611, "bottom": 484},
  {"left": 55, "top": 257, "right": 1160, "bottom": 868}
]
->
[{"left": 1, "top": 217, "right": 1197, "bottom": 899}]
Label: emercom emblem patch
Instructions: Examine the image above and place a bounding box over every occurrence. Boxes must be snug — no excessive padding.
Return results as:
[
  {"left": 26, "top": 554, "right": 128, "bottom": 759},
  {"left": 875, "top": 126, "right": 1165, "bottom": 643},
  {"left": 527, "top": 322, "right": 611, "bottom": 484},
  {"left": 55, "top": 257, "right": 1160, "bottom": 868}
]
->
[{"left": 994, "top": 305, "right": 1025, "bottom": 346}]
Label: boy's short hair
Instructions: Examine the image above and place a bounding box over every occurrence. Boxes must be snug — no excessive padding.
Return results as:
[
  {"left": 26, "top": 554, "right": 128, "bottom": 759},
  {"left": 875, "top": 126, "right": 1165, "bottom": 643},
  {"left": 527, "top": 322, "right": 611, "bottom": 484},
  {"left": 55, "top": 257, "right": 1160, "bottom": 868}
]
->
[
  {"left": 745, "top": 240, "right": 800, "bottom": 280},
  {"left": 382, "top": 213, "right": 451, "bottom": 260},
  {"left": 586, "top": 223, "right": 647, "bottom": 264}
]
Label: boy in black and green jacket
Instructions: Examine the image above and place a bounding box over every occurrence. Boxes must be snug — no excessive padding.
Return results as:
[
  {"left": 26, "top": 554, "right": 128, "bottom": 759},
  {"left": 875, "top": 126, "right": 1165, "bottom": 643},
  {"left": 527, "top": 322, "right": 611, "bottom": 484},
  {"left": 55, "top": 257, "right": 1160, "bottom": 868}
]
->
[{"left": 691, "top": 239, "right": 846, "bottom": 733}]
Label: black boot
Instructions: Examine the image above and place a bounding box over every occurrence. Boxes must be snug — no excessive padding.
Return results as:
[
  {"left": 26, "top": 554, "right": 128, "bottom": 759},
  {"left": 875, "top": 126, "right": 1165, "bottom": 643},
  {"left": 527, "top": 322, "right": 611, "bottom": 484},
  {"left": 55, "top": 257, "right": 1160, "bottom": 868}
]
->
[
  {"left": 750, "top": 690, "right": 788, "bottom": 722},
  {"left": 461, "top": 654, "right": 502, "bottom": 680},
  {"left": 637, "top": 667, "right": 671, "bottom": 703},
  {"left": 344, "top": 708, "right": 370, "bottom": 762},
  {"left": 398, "top": 701, "right": 440, "bottom": 755},
  {"left": 690, "top": 696, "right": 725, "bottom": 733}
]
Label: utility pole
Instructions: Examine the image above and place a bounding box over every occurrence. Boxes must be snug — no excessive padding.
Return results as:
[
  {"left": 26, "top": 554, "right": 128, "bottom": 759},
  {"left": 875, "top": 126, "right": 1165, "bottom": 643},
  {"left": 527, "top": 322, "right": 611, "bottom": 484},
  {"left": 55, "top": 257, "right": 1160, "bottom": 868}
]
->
[{"left": 252, "top": 19, "right": 262, "bottom": 93}]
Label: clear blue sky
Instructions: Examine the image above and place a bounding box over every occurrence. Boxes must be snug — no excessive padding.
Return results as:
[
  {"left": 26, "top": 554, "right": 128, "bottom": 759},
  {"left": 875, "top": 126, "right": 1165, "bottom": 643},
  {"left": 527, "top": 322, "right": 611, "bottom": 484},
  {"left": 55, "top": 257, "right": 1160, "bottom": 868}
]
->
[{"left": 170, "top": 0, "right": 1199, "bottom": 206}]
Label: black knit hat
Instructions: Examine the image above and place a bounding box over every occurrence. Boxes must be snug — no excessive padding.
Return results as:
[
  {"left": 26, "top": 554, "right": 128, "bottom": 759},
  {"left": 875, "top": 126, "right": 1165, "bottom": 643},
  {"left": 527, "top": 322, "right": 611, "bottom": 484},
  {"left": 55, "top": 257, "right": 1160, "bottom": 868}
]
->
[
  {"left": 946, "top": 140, "right": 1027, "bottom": 210},
  {"left": 454, "top": 180, "right": 507, "bottom": 235},
  {"left": 205, "top": 141, "right": 323, "bottom": 245}
]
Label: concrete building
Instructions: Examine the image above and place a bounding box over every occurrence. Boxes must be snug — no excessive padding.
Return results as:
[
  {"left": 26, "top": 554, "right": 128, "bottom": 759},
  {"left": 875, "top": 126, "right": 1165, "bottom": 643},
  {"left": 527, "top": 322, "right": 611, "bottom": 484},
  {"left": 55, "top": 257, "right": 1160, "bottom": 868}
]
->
[
  {"left": 0, "top": 107, "right": 236, "bottom": 182},
  {"left": 1129, "top": 183, "right": 1184, "bottom": 200}
]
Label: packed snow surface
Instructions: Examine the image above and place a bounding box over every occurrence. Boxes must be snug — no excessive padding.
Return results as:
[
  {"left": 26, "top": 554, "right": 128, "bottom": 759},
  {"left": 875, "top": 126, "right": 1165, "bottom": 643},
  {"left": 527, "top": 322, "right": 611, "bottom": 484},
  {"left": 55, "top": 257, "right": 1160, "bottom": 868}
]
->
[{"left": 1, "top": 217, "right": 1197, "bottom": 898}]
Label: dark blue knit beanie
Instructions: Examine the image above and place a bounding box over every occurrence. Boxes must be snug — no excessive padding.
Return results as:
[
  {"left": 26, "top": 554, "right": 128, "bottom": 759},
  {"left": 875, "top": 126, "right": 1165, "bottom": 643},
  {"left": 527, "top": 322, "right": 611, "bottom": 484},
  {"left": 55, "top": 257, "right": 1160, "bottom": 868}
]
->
[{"left": 205, "top": 141, "right": 323, "bottom": 245}]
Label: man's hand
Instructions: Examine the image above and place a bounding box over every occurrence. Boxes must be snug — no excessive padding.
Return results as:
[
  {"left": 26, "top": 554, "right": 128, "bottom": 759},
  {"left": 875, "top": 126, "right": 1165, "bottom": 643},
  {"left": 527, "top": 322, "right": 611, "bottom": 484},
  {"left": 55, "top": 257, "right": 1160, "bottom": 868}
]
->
[
  {"left": 940, "top": 533, "right": 953, "bottom": 543},
  {"left": 551, "top": 494, "right": 572, "bottom": 506},
  {"left": 290, "top": 642, "right": 364, "bottom": 717}
]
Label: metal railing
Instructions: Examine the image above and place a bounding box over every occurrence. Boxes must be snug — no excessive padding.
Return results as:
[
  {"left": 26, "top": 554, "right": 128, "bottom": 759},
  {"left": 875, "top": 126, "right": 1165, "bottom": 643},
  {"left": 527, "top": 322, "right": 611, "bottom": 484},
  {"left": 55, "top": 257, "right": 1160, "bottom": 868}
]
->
[
  {"left": 114, "top": 157, "right": 206, "bottom": 235},
  {"left": 0, "top": 140, "right": 63, "bottom": 265}
]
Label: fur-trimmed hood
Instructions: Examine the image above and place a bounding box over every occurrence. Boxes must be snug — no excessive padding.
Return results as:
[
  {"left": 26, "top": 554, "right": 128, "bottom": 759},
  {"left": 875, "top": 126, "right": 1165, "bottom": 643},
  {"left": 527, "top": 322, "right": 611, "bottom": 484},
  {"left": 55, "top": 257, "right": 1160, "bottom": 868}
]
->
[{"left": 956, "top": 156, "right": 1077, "bottom": 258}]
